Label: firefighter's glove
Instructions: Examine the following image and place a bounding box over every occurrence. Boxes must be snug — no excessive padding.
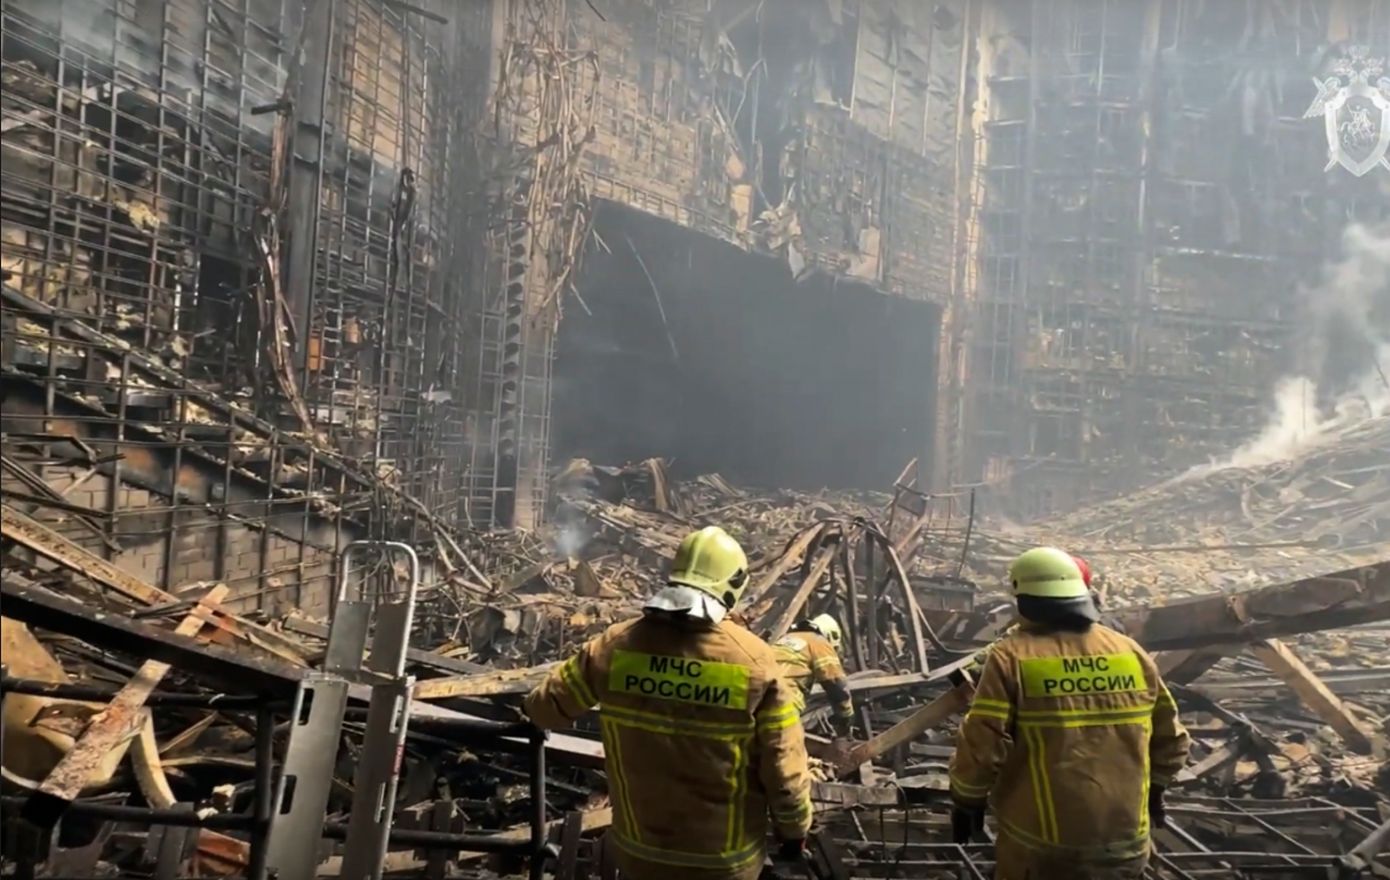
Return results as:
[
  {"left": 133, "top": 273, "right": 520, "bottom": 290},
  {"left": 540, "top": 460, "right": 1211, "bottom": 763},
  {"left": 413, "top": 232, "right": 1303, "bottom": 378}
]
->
[
  {"left": 776, "top": 837, "right": 807, "bottom": 862},
  {"left": 950, "top": 805, "right": 986, "bottom": 844},
  {"left": 1148, "top": 785, "right": 1167, "bottom": 829}
]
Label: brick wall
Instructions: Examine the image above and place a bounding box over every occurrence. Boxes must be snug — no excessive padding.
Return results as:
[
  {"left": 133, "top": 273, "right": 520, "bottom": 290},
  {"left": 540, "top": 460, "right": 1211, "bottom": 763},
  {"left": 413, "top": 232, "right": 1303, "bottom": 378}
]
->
[{"left": 4, "top": 461, "right": 350, "bottom": 615}]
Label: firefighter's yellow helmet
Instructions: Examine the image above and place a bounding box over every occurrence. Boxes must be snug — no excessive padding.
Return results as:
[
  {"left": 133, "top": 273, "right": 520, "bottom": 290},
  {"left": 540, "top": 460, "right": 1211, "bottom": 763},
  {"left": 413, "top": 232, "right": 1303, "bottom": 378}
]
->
[
  {"left": 809, "top": 614, "right": 843, "bottom": 650},
  {"left": 1008, "top": 547, "right": 1089, "bottom": 599},
  {"left": 669, "top": 526, "right": 750, "bottom": 609}
]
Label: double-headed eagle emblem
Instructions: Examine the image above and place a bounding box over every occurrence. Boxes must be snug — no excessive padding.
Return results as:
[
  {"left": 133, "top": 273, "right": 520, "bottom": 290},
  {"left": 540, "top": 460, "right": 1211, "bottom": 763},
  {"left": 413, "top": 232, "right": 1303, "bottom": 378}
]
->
[{"left": 1304, "top": 45, "right": 1390, "bottom": 177}]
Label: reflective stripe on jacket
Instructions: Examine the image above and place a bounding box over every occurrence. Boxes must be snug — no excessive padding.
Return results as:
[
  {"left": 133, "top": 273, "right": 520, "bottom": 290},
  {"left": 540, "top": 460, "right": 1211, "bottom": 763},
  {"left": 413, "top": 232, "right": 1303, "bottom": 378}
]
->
[
  {"left": 949, "top": 622, "right": 1190, "bottom": 862},
  {"left": 772, "top": 631, "right": 853, "bottom": 724},
  {"left": 525, "top": 615, "right": 813, "bottom": 875}
]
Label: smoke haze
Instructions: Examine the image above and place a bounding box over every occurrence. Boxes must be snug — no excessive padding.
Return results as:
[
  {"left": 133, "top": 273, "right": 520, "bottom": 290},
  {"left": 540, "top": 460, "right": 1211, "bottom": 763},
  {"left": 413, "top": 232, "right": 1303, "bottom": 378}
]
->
[{"left": 1204, "top": 222, "right": 1390, "bottom": 472}]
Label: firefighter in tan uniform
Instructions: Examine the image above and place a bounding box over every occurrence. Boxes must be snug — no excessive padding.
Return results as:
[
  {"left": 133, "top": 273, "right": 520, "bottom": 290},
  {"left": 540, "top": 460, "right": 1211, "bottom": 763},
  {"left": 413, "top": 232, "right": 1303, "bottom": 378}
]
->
[
  {"left": 525, "top": 527, "right": 813, "bottom": 880},
  {"left": 773, "top": 615, "right": 854, "bottom": 738},
  {"left": 949, "top": 547, "right": 1191, "bottom": 880},
  {"left": 955, "top": 553, "right": 1098, "bottom": 684}
]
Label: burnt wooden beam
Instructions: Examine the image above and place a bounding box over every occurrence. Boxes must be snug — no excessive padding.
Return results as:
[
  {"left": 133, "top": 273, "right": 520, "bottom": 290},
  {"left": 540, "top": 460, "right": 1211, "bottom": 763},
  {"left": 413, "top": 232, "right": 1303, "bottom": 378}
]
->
[
  {"left": 3, "top": 505, "right": 177, "bottom": 606},
  {"left": 3, "top": 579, "right": 606, "bottom": 766},
  {"left": 1110, "top": 561, "right": 1390, "bottom": 651},
  {"left": 24, "top": 586, "right": 231, "bottom": 827},
  {"left": 1156, "top": 647, "right": 1232, "bottom": 684},
  {"left": 1249, "top": 638, "right": 1376, "bottom": 755},
  {"left": 745, "top": 524, "right": 826, "bottom": 606},
  {"left": 414, "top": 662, "right": 556, "bottom": 701},
  {"left": 811, "top": 781, "right": 902, "bottom": 808},
  {"left": 834, "top": 684, "right": 972, "bottom": 777},
  {"left": 765, "top": 542, "right": 840, "bottom": 641},
  {"left": 1, "top": 581, "right": 305, "bottom": 695}
]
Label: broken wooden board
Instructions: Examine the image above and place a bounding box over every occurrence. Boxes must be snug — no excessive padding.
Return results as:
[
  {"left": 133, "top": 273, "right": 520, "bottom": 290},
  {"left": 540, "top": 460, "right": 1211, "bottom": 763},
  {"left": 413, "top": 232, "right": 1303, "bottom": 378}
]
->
[
  {"left": 23, "top": 585, "right": 229, "bottom": 826},
  {"left": 2, "top": 503, "right": 311, "bottom": 665},
  {"left": 835, "top": 684, "right": 972, "bottom": 776},
  {"left": 0, "top": 617, "right": 115, "bottom": 782},
  {"left": 811, "top": 781, "right": 902, "bottom": 808},
  {"left": 1111, "top": 561, "right": 1390, "bottom": 650},
  {"left": 764, "top": 543, "right": 839, "bottom": 641},
  {"left": 1249, "top": 638, "right": 1376, "bottom": 755},
  {"left": 1156, "top": 647, "right": 1232, "bottom": 684},
  {"left": 1, "top": 580, "right": 302, "bottom": 695},
  {"left": 414, "top": 662, "right": 557, "bottom": 701},
  {"left": 744, "top": 524, "right": 826, "bottom": 606},
  {"left": 2, "top": 504, "right": 177, "bottom": 607}
]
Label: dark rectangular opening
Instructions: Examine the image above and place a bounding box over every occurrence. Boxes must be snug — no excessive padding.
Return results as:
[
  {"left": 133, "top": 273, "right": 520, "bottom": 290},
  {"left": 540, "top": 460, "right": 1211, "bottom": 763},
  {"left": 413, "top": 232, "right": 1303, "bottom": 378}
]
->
[{"left": 552, "top": 202, "right": 941, "bottom": 491}]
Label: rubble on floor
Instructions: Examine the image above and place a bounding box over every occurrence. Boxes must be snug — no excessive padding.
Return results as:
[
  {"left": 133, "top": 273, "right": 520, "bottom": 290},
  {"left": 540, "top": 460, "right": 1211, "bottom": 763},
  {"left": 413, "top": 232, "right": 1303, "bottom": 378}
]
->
[
  {"left": 985, "top": 413, "right": 1390, "bottom": 599},
  {"left": 1, "top": 449, "right": 1388, "bottom": 877}
]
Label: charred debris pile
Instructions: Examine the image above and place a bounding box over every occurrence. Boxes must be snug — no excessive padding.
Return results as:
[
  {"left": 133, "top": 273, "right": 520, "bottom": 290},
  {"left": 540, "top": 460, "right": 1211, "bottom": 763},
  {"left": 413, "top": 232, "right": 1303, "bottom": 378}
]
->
[{"left": 2, "top": 450, "right": 1389, "bottom": 877}]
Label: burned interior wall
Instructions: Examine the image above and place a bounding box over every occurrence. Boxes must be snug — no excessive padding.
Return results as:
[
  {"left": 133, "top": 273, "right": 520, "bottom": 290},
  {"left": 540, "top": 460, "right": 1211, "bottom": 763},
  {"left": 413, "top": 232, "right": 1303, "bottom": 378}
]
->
[
  {"left": 1, "top": 0, "right": 487, "bottom": 607},
  {"left": 462, "top": 0, "right": 972, "bottom": 524},
  {"left": 963, "top": 0, "right": 1390, "bottom": 518}
]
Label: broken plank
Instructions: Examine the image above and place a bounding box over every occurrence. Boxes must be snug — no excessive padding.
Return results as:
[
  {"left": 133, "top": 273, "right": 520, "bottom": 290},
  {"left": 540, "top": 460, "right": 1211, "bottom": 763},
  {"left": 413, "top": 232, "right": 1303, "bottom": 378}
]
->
[
  {"left": 0, "top": 580, "right": 305, "bottom": 696},
  {"left": 188, "top": 605, "right": 309, "bottom": 667},
  {"left": 158, "top": 712, "right": 219, "bottom": 755},
  {"left": 1112, "top": 561, "right": 1390, "bottom": 650},
  {"left": 764, "top": 543, "right": 839, "bottom": 641},
  {"left": 843, "top": 671, "right": 935, "bottom": 693},
  {"left": 23, "top": 586, "right": 230, "bottom": 826},
  {"left": 3, "top": 503, "right": 309, "bottom": 665},
  {"left": 1, "top": 581, "right": 611, "bottom": 767},
  {"left": 835, "top": 684, "right": 972, "bottom": 776},
  {"left": 1196, "top": 666, "right": 1390, "bottom": 698},
  {"left": 414, "top": 662, "right": 556, "bottom": 701},
  {"left": 746, "top": 524, "right": 826, "bottom": 603},
  {"left": 1156, "top": 647, "right": 1232, "bottom": 684},
  {"left": 1249, "top": 638, "right": 1375, "bottom": 755},
  {"left": 1175, "top": 735, "right": 1248, "bottom": 784},
  {"left": 2, "top": 504, "right": 176, "bottom": 606},
  {"left": 131, "top": 714, "right": 179, "bottom": 809},
  {"left": 811, "top": 781, "right": 902, "bottom": 808}
]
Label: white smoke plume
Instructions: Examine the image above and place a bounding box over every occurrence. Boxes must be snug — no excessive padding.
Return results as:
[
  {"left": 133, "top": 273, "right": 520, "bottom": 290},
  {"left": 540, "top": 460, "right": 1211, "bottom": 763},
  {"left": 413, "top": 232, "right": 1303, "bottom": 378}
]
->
[{"left": 1202, "top": 221, "right": 1390, "bottom": 473}]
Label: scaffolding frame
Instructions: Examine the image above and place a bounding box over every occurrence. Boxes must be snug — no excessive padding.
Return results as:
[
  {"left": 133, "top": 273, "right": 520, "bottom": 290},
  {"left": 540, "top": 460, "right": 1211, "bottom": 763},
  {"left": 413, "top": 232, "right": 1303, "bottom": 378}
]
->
[{"left": 819, "top": 796, "right": 1386, "bottom": 879}]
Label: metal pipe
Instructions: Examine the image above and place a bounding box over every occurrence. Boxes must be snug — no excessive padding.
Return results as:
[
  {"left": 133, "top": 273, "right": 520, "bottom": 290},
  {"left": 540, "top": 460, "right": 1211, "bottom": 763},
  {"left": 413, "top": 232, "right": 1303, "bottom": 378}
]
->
[
  {"left": 529, "top": 727, "right": 549, "bottom": 880},
  {"left": 341, "top": 707, "right": 537, "bottom": 740},
  {"left": 247, "top": 701, "right": 277, "bottom": 880},
  {"left": 1341, "top": 814, "right": 1390, "bottom": 871},
  {"left": 320, "top": 822, "right": 536, "bottom": 854},
  {"left": 0, "top": 797, "right": 254, "bottom": 830}
]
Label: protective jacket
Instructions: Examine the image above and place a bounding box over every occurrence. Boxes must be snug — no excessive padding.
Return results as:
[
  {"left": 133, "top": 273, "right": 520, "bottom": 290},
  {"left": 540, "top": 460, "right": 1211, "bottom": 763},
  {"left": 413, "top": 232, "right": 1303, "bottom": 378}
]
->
[
  {"left": 949, "top": 622, "right": 1190, "bottom": 864},
  {"left": 773, "top": 631, "right": 854, "bottom": 734},
  {"left": 525, "top": 614, "right": 813, "bottom": 880}
]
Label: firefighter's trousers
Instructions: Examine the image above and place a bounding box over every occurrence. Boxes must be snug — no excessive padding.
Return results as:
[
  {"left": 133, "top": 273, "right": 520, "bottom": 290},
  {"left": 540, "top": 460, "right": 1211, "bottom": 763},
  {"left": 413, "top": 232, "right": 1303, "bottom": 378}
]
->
[{"left": 994, "top": 836, "right": 1148, "bottom": 880}]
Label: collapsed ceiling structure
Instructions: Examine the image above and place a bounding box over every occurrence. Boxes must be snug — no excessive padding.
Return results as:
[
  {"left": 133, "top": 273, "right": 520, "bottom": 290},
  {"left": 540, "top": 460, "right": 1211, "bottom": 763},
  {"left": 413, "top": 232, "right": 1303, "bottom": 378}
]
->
[{"left": 1, "top": 0, "right": 1388, "bottom": 877}]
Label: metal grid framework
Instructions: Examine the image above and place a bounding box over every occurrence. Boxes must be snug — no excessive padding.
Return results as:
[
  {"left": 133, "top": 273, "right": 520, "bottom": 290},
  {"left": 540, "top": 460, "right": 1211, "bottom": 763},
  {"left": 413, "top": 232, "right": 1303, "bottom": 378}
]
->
[
  {"left": 461, "top": 0, "right": 599, "bottom": 530},
  {"left": 966, "top": 0, "right": 1390, "bottom": 518},
  {"left": 820, "top": 796, "right": 1387, "bottom": 878},
  {"left": 0, "top": 0, "right": 491, "bottom": 609}
]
